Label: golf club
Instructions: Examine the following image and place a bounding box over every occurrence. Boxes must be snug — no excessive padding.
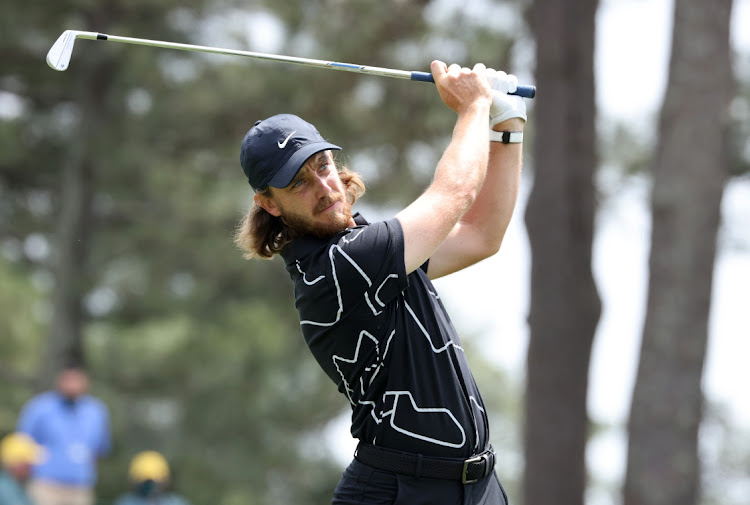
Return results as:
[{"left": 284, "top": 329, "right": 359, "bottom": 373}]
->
[{"left": 46, "top": 30, "right": 536, "bottom": 99}]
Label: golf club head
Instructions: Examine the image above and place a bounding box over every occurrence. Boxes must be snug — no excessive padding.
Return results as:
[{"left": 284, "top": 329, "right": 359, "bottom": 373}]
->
[{"left": 47, "top": 30, "right": 97, "bottom": 71}]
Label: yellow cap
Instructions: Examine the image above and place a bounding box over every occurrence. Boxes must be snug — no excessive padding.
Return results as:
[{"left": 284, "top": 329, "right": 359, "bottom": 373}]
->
[
  {"left": 0, "top": 433, "right": 45, "bottom": 466},
  {"left": 129, "top": 451, "right": 170, "bottom": 483}
]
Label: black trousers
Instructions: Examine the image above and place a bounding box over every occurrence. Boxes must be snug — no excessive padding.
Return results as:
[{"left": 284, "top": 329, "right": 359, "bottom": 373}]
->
[{"left": 331, "top": 458, "right": 509, "bottom": 505}]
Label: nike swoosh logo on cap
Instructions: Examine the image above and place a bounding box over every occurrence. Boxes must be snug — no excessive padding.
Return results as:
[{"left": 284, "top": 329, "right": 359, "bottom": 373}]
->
[{"left": 278, "top": 131, "right": 296, "bottom": 148}]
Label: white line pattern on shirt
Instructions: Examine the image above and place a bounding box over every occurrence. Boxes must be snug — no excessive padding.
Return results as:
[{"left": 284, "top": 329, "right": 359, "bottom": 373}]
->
[
  {"left": 380, "top": 391, "right": 466, "bottom": 448},
  {"left": 297, "top": 230, "right": 472, "bottom": 449},
  {"left": 404, "top": 301, "right": 464, "bottom": 354}
]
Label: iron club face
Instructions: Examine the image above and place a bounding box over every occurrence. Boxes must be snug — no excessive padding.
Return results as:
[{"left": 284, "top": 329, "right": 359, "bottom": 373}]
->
[{"left": 47, "top": 30, "right": 99, "bottom": 71}]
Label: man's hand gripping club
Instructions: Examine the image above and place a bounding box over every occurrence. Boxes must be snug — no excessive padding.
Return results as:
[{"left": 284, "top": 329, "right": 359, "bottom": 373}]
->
[
  {"left": 430, "top": 61, "right": 493, "bottom": 116},
  {"left": 485, "top": 69, "right": 527, "bottom": 143}
]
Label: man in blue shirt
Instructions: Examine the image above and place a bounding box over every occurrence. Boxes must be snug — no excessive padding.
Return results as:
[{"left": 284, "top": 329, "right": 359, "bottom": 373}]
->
[{"left": 17, "top": 365, "right": 111, "bottom": 505}]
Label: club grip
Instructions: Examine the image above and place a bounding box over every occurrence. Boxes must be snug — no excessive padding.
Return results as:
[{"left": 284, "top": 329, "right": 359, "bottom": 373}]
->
[{"left": 410, "top": 71, "right": 536, "bottom": 99}]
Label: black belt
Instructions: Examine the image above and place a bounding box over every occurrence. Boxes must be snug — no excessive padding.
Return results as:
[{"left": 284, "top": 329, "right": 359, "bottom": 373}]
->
[{"left": 354, "top": 442, "right": 496, "bottom": 484}]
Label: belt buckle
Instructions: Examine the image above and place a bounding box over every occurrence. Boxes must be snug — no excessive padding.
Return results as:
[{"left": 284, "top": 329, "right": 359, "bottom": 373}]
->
[{"left": 461, "top": 454, "right": 484, "bottom": 484}]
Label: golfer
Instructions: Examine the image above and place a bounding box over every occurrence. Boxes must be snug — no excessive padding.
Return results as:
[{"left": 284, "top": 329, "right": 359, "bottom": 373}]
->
[{"left": 235, "top": 60, "right": 526, "bottom": 505}]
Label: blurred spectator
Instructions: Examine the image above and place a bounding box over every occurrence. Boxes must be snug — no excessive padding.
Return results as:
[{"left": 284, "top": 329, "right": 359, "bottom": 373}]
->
[
  {"left": 112, "top": 451, "right": 190, "bottom": 505},
  {"left": 17, "top": 365, "right": 111, "bottom": 505},
  {"left": 0, "top": 432, "right": 45, "bottom": 505}
]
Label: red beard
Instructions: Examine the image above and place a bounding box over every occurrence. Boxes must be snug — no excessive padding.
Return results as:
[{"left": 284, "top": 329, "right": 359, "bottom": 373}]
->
[{"left": 281, "top": 194, "right": 352, "bottom": 239}]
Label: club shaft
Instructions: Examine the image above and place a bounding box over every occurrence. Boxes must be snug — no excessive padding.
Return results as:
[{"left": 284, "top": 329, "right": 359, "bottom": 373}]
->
[{"left": 76, "top": 32, "right": 536, "bottom": 98}]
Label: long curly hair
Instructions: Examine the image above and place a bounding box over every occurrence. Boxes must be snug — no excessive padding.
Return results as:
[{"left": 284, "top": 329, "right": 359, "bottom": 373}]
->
[{"left": 234, "top": 164, "right": 365, "bottom": 259}]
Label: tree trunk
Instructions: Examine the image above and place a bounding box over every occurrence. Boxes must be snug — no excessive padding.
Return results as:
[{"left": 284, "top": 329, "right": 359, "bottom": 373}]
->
[
  {"left": 624, "top": 1, "right": 734, "bottom": 505},
  {"left": 523, "top": 1, "right": 601, "bottom": 504},
  {"left": 40, "top": 18, "right": 115, "bottom": 386},
  {"left": 42, "top": 153, "right": 93, "bottom": 384}
]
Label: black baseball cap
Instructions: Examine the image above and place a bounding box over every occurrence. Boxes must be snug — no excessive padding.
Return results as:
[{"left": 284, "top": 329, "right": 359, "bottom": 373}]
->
[{"left": 240, "top": 114, "right": 341, "bottom": 191}]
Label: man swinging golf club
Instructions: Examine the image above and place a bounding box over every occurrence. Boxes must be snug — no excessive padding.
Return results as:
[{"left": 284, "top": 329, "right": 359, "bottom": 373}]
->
[{"left": 235, "top": 60, "right": 526, "bottom": 505}]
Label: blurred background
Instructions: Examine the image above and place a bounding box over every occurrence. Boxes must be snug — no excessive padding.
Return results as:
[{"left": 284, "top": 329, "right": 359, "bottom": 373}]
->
[{"left": 0, "top": 1, "right": 747, "bottom": 505}]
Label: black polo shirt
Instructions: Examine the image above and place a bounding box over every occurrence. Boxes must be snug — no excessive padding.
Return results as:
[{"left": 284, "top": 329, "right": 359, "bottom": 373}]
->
[{"left": 281, "top": 214, "right": 489, "bottom": 458}]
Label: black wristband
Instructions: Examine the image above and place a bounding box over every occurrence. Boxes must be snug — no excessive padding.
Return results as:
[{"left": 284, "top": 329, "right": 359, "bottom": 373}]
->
[{"left": 489, "top": 130, "right": 523, "bottom": 143}]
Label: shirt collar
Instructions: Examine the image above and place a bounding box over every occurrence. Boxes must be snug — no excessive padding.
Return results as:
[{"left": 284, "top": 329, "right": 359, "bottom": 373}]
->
[
  {"left": 352, "top": 212, "right": 368, "bottom": 226},
  {"left": 281, "top": 212, "right": 367, "bottom": 266}
]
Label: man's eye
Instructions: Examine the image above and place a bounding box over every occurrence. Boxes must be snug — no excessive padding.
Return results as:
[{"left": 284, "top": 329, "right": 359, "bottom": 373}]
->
[
  {"left": 293, "top": 179, "right": 304, "bottom": 188},
  {"left": 319, "top": 163, "right": 329, "bottom": 172}
]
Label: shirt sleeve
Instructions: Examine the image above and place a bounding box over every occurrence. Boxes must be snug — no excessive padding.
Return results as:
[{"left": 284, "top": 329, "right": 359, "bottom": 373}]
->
[
  {"left": 330, "top": 218, "right": 408, "bottom": 312},
  {"left": 16, "top": 398, "right": 41, "bottom": 440}
]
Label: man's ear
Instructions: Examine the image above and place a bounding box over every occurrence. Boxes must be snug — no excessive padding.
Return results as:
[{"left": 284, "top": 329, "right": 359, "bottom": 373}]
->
[{"left": 254, "top": 192, "right": 282, "bottom": 217}]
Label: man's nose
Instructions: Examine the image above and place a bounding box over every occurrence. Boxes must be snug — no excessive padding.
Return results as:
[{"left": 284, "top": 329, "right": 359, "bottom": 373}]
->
[{"left": 312, "top": 173, "right": 332, "bottom": 198}]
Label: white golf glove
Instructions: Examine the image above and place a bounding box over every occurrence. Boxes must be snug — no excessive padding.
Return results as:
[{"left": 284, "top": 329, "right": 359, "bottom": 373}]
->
[{"left": 486, "top": 68, "right": 527, "bottom": 126}]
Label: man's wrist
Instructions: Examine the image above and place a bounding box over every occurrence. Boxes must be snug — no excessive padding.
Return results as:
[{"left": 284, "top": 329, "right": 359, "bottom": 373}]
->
[
  {"left": 491, "top": 117, "right": 525, "bottom": 131},
  {"left": 458, "top": 99, "right": 492, "bottom": 118},
  {"left": 489, "top": 130, "right": 523, "bottom": 144}
]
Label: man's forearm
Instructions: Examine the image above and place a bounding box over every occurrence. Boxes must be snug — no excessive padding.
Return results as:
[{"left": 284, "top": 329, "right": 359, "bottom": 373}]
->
[
  {"left": 396, "top": 100, "right": 491, "bottom": 274},
  {"left": 431, "top": 102, "right": 491, "bottom": 207},
  {"left": 459, "top": 117, "right": 524, "bottom": 246}
]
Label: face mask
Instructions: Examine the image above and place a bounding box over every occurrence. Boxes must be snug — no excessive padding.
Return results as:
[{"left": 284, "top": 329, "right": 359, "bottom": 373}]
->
[{"left": 135, "top": 479, "right": 157, "bottom": 497}]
